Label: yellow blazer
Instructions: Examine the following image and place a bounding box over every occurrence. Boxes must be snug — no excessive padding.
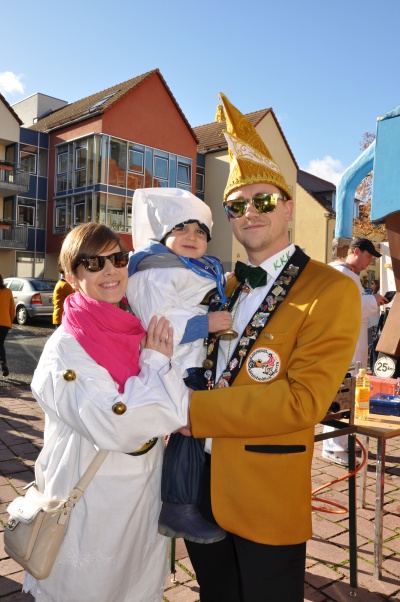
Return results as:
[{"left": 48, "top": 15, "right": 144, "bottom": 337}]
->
[
  {"left": 52, "top": 279, "right": 74, "bottom": 325},
  {"left": 190, "top": 258, "right": 361, "bottom": 545}
]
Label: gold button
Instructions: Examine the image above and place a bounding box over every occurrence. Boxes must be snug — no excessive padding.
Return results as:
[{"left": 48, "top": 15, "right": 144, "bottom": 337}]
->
[
  {"left": 264, "top": 333, "right": 274, "bottom": 340},
  {"left": 203, "top": 358, "right": 214, "bottom": 369},
  {"left": 112, "top": 402, "right": 127, "bottom": 415},
  {"left": 62, "top": 369, "right": 76, "bottom": 381}
]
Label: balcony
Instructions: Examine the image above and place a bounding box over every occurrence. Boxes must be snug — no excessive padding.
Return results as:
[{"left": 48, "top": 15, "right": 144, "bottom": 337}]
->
[
  {"left": 0, "top": 162, "right": 30, "bottom": 195},
  {"left": 0, "top": 223, "right": 29, "bottom": 249}
]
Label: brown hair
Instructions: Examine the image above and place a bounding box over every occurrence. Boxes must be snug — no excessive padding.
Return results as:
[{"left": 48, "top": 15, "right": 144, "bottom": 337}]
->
[
  {"left": 60, "top": 223, "right": 127, "bottom": 275},
  {"left": 0, "top": 273, "right": 4, "bottom": 289}
]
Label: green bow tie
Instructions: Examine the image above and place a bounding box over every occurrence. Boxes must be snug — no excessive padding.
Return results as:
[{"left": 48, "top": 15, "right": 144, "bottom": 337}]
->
[{"left": 234, "top": 261, "right": 267, "bottom": 288}]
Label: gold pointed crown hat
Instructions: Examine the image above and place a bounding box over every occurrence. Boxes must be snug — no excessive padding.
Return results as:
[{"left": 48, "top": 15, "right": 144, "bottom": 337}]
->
[{"left": 218, "top": 93, "right": 292, "bottom": 201}]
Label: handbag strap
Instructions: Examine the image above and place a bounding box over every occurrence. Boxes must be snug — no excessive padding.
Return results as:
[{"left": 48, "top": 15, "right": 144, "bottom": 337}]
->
[{"left": 67, "top": 450, "right": 109, "bottom": 505}]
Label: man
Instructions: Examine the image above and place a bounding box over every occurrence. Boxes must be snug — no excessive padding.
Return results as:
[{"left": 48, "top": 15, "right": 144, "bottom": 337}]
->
[
  {"left": 322, "top": 238, "right": 388, "bottom": 466},
  {"left": 185, "top": 93, "right": 361, "bottom": 602},
  {"left": 52, "top": 266, "right": 73, "bottom": 328}
]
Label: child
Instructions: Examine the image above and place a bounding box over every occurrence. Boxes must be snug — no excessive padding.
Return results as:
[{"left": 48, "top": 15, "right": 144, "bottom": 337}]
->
[{"left": 126, "top": 187, "right": 232, "bottom": 544}]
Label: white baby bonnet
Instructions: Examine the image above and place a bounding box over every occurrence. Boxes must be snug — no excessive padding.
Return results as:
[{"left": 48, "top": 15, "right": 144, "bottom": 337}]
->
[{"left": 132, "top": 188, "right": 213, "bottom": 249}]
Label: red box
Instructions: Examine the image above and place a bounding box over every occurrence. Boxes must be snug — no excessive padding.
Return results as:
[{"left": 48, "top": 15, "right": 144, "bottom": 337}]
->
[{"left": 369, "top": 376, "right": 398, "bottom": 397}]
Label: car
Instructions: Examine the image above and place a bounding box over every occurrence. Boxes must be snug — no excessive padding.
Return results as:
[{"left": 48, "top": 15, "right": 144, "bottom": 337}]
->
[{"left": 4, "top": 277, "right": 57, "bottom": 325}]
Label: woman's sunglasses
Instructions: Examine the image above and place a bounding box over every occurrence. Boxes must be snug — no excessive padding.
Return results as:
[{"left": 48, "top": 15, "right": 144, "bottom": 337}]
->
[
  {"left": 223, "top": 193, "right": 284, "bottom": 219},
  {"left": 76, "top": 251, "right": 129, "bottom": 272}
]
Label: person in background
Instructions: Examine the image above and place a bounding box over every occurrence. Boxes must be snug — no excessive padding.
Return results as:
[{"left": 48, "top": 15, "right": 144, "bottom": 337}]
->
[
  {"left": 0, "top": 273, "right": 15, "bottom": 377},
  {"left": 127, "top": 187, "right": 231, "bottom": 544},
  {"left": 52, "top": 266, "right": 73, "bottom": 328},
  {"left": 368, "top": 278, "right": 381, "bottom": 367},
  {"left": 371, "top": 279, "right": 380, "bottom": 295},
  {"left": 23, "top": 223, "right": 190, "bottom": 602},
  {"left": 322, "top": 239, "right": 388, "bottom": 466},
  {"left": 184, "top": 93, "right": 361, "bottom": 602}
]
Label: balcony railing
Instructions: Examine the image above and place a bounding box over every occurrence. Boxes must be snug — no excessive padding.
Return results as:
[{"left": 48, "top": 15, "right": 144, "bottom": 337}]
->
[
  {"left": 0, "top": 223, "right": 29, "bottom": 249},
  {"left": 0, "top": 162, "right": 30, "bottom": 194}
]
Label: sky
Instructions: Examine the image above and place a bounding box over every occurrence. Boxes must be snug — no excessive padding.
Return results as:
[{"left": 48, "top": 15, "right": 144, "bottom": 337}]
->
[{"left": 1, "top": 0, "right": 399, "bottom": 186}]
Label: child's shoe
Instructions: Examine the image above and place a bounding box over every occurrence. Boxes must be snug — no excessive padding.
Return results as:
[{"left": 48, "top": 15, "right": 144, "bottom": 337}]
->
[{"left": 158, "top": 502, "right": 226, "bottom": 544}]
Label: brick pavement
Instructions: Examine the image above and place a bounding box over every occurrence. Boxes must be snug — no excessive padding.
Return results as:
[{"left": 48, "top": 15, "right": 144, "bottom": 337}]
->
[{"left": 1, "top": 381, "right": 400, "bottom": 601}]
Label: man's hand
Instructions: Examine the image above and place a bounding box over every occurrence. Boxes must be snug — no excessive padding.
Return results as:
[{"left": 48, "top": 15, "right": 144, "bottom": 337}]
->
[
  {"left": 375, "top": 293, "right": 389, "bottom": 307},
  {"left": 208, "top": 311, "right": 232, "bottom": 333}
]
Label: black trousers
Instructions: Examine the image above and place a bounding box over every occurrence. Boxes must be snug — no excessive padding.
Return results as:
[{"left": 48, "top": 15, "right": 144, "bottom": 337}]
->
[
  {"left": 0, "top": 326, "right": 10, "bottom": 364},
  {"left": 185, "top": 458, "right": 306, "bottom": 602},
  {"left": 161, "top": 368, "right": 206, "bottom": 504}
]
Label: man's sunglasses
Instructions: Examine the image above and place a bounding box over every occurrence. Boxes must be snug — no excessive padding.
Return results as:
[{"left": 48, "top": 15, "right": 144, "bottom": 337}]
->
[
  {"left": 223, "top": 193, "right": 284, "bottom": 219},
  {"left": 76, "top": 251, "right": 129, "bottom": 272}
]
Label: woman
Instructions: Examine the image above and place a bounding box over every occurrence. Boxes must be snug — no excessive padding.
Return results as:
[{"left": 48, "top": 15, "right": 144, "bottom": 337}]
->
[
  {"left": 23, "top": 223, "right": 190, "bottom": 602},
  {"left": 0, "top": 273, "right": 15, "bottom": 377}
]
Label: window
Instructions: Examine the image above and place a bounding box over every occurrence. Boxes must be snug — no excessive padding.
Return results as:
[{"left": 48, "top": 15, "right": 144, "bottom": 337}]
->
[
  {"left": 107, "top": 195, "right": 125, "bottom": 231},
  {"left": 129, "top": 149, "right": 144, "bottom": 173},
  {"left": 154, "top": 156, "right": 168, "bottom": 180},
  {"left": 38, "top": 149, "right": 48, "bottom": 177},
  {"left": 109, "top": 139, "right": 127, "bottom": 187},
  {"left": 126, "top": 203, "right": 132, "bottom": 233},
  {"left": 74, "top": 201, "right": 86, "bottom": 224},
  {"left": 58, "top": 151, "right": 68, "bottom": 173},
  {"left": 9, "top": 279, "right": 24, "bottom": 292},
  {"left": 76, "top": 146, "right": 87, "bottom": 169},
  {"left": 154, "top": 154, "right": 168, "bottom": 188},
  {"left": 177, "top": 162, "right": 190, "bottom": 185},
  {"left": 3, "top": 197, "right": 13, "bottom": 222},
  {"left": 36, "top": 201, "right": 46, "bottom": 228},
  {"left": 18, "top": 203, "right": 35, "bottom": 226},
  {"left": 196, "top": 173, "right": 204, "bottom": 193},
  {"left": 75, "top": 146, "right": 87, "bottom": 188},
  {"left": 57, "top": 149, "right": 68, "bottom": 192},
  {"left": 87, "top": 92, "right": 118, "bottom": 113},
  {"left": 55, "top": 203, "right": 67, "bottom": 229},
  {"left": 20, "top": 150, "right": 37, "bottom": 174},
  {"left": 127, "top": 173, "right": 143, "bottom": 190}
]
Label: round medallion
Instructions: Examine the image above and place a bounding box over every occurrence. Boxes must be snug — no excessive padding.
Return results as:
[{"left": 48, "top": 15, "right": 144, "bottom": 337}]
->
[
  {"left": 62, "top": 369, "right": 76, "bottom": 382},
  {"left": 112, "top": 402, "right": 127, "bottom": 415},
  {"left": 246, "top": 348, "right": 281, "bottom": 382},
  {"left": 203, "top": 358, "right": 214, "bottom": 369}
]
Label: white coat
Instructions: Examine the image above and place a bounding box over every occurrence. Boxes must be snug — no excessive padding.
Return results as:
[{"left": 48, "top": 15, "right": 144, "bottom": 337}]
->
[
  {"left": 127, "top": 267, "right": 212, "bottom": 374},
  {"left": 23, "top": 327, "right": 189, "bottom": 602}
]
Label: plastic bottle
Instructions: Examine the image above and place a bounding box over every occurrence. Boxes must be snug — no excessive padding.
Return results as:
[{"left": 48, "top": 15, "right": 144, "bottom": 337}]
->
[{"left": 355, "top": 364, "right": 370, "bottom": 420}]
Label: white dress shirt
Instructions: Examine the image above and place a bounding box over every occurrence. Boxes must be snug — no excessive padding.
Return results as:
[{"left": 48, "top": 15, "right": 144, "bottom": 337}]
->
[{"left": 205, "top": 243, "right": 296, "bottom": 453}]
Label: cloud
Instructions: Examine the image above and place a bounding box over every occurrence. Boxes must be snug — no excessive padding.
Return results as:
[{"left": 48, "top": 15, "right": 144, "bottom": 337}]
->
[
  {"left": 0, "top": 71, "right": 25, "bottom": 96},
  {"left": 302, "top": 156, "right": 345, "bottom": 186}
]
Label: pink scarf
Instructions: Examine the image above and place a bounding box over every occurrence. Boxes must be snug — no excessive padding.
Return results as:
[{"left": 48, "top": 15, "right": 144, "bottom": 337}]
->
[{"left": 63, "top": 293, "right": 146, "bottom": 393}]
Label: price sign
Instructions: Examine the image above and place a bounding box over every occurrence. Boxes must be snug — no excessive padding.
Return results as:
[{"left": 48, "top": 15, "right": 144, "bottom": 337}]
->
[{"left": 374, "top": 354, "right": 396, "bottom": 378}]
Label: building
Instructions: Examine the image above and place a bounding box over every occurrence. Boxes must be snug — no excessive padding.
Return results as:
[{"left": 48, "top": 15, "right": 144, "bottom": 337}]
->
[
  {"left": 296, "top": 169, "right": 336, "bottom": 263},
  {"left": 4, "top": 69, "right": 198, "bottom": 277},
  {"left": 0, "top": 94, "right": 30, "bottom": 277},
  {"left": 1, "top": 69, "right": 345, "bottom": 279}
]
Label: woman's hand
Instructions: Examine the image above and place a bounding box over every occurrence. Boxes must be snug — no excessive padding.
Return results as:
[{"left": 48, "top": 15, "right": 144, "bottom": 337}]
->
[
  {"left": 208, "top": 310, "right": 232, "bottom": 333},
  {"left": 143, "top": 315, "right": 173, "bottom": 358}
]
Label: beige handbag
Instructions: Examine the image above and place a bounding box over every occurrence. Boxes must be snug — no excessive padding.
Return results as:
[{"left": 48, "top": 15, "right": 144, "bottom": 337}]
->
[{"left": 4, "top": 450, "right": 108, "bottom": 580}]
